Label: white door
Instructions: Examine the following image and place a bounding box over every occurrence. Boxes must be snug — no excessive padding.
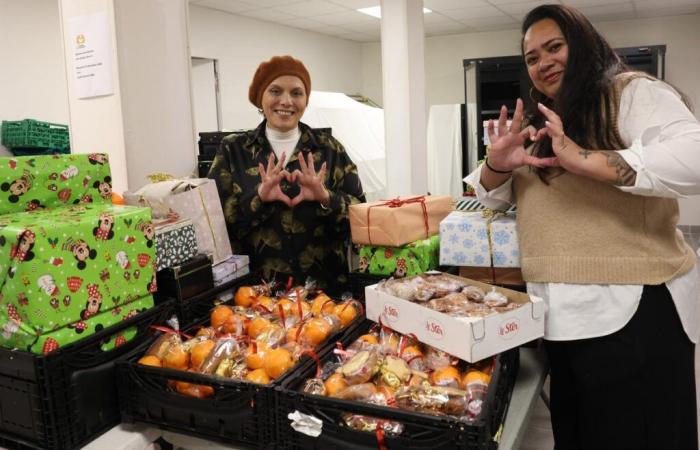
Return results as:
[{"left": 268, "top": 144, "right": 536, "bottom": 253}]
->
[{"left": 191, "top": 57, "right": 221, "bottom": 134}]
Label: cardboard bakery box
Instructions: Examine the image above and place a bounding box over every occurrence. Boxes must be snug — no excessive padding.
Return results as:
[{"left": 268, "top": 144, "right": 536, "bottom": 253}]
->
[{"left": 365, "top": 272, "right": 544, "bottom": 362}]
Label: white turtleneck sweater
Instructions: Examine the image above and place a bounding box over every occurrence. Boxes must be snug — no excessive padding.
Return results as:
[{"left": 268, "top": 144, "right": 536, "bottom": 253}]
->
[{"left": 265, "top": 126, "right": 300, "bottom": 167}]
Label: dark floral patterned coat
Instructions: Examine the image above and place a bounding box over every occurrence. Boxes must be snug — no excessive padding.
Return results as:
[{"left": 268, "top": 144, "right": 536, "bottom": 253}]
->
[{"left": 208, "top": 120, "right": 365, "bottom": 292}]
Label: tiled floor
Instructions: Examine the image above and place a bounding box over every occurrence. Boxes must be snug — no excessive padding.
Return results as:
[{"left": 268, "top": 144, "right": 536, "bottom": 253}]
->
[{"left": 519, "top": 236, "right": 700, "bottom": 450}]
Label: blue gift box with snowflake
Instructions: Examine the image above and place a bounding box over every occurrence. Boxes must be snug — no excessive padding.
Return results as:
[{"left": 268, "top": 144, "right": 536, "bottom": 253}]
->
[{"left": 439, "top": 211, "right": 520, "bottom": 268}]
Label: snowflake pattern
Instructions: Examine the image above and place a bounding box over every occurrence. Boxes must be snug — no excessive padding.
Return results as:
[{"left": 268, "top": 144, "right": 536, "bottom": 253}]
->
[{"left": 439, "top": 212, "right": 520, "bottom": 267}]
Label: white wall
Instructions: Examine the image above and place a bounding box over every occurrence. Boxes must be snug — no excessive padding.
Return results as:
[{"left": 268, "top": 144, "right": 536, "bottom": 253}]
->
[
  {"left": 114, "top": 0, "right": 197, "bottom": 188},
  {"left": 188, "top": 5, "right": 364, "bottom": 132},
  {"left": 362, "top": 13, "right": 700, "bottom": 224},
  {"left": 0, "top": 0, "right": 69, "bottom": 155}
]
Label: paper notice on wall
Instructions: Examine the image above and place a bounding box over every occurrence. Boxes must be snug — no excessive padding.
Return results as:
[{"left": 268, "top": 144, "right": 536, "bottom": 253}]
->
[{"left": 68, "top": 11, "right": 114, "bottom": 99}]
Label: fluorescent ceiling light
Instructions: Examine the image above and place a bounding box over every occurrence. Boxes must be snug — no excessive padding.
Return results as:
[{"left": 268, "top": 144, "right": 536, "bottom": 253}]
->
[{"left": 357, "top": 6, "right": 432, "bottom": 18}]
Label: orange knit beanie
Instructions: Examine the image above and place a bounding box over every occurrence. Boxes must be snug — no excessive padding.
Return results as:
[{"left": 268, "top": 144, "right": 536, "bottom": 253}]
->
[{"left": 248, "top": 55, "right": 311, "bottom": 108}]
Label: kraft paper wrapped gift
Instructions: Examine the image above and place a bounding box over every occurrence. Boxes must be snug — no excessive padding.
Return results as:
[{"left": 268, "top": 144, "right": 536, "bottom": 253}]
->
[
  {"left": 349, "top": 195, "right": 453, "bottom": 247},
  {"left": 0, "top": 153, "right": 113, "bottom": 215},
  {"left": 0, "top": 204, "right": 158, "bottom": 353},
  {"left": 439, "top": 210, "right": 520, "bottom": 268},
  {"left": 125, "top": 178, "right": 232, "bottom": 265},
  {"left": 358, "top": 235, "right": 440, "bottom": 278},
  {"left": 154, "top": 218, "right": 198, "bottom": 272}
]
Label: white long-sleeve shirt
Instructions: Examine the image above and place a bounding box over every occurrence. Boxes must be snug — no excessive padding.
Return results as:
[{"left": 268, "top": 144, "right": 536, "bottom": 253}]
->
[{"left": 465, "top": 77, "right": 700, "bottom": 342}]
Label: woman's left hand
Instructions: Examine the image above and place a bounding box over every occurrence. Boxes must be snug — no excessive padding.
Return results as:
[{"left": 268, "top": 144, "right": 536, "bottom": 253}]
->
[
  {"left": 288, "top": 152, "right": 330, "bottom": 207},
  {"left": 536, "top": 102, "right": 588, "bottom": 175}
]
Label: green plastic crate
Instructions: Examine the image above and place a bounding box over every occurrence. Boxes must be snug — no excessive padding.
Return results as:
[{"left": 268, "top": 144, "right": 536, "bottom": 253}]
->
[{"left": 1, "top": 119, "right": 70, "bottom": 150}]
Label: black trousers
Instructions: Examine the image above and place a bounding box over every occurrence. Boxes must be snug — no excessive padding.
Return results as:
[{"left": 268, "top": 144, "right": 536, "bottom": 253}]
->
[{"left": 544, "top": 284, "right": 698, "bottom": 450}]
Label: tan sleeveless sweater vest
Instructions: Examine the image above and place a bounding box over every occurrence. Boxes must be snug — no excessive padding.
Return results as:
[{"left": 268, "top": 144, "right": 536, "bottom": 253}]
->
[{"left": 512, "top": 73, "right": 695, "bottom": 284}]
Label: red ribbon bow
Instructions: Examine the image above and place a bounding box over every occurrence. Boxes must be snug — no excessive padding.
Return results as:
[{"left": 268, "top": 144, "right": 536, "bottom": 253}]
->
[{"left": 366, "top": 196, "right": 429, "bottom": 246}]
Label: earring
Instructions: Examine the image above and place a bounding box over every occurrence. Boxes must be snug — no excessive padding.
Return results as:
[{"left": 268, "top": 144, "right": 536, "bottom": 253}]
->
[{"left": 529, "top": 87, "right": 539, "bottom": 104}]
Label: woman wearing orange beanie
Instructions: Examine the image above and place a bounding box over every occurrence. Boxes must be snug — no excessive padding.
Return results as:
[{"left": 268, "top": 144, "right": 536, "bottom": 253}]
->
[{"left": 208, "top": 55, "right": 365, "bottom": 292}]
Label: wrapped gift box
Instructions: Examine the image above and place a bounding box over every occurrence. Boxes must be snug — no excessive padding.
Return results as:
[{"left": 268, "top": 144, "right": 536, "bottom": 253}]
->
[
  {"left": 154, "top": 218, "right": 198, "bottom": 272},
  {"left": 212, "top": 254, "right": 250, "bottom": 286},
  {"left": 439, "top": 211, "right": 520, "bottom": 268},
  {"left": 0, "top": 153, "right": 113, "bottom": 215},
  {"left": 125, "top": 178, "right": 232, "bottom": 264},
  {"left": 29, "top": 294, "right": 154, "bottom": 354},
  {"left": 0, "top": 204, "right": 157, "bottom": 353},
  {"left": 358, "top": 235, "right": 439, "bottom": 278},
  {"left": 349, "top": 195, "right": 453, "bottom": 247}
]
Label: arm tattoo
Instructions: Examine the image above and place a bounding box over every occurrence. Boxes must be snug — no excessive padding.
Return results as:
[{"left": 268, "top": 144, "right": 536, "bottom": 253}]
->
[
  {"left": 600, "top": 151, "right": 636, "bottom": 186},
  {"left": 579, "top": 149, "right": 592, "bottom": 159}
]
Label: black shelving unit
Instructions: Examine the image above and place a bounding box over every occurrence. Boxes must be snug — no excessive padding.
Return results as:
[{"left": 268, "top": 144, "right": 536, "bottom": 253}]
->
[{"left": 462, "top": 45, "right": 666, "bottom": 181}]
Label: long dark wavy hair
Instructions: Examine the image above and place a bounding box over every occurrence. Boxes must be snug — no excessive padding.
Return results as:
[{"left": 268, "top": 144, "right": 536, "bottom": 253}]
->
[{"left": 521, "top": 4, "right": 629, "bottom": 183}]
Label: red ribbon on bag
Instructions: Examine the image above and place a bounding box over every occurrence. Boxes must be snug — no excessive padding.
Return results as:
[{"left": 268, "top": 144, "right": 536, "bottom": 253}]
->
[{"left": 366, "top": 196, "right": 430, "bottom": 245}]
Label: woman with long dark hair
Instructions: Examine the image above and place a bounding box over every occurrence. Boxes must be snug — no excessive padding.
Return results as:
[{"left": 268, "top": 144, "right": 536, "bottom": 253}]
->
[{"left": 466, "top": 4, "right": 700, "bottom": 449}]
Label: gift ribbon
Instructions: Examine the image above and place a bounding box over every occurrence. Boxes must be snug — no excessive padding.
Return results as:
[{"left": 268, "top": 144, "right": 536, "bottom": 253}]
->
[
  {"left": 196, "top": 187, "right": 222, "bottom": 262},
  {"left": 481, "top": 209, "right": 507, "bottom": 285},
  {"left": 366, "top": 196, "right": 429, "bottom": 246},
  {"left": 375, "top": 421, "right": 388, "bottom": 450},
  {"left": 300, "top": 349, "right": 322, "bottom": 378}
]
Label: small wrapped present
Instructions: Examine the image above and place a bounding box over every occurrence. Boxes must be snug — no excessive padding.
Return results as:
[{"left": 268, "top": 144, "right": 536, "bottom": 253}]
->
[
  {"left": 358, "top": 235, "right": 440, "bottom": 278},
  {"left": 212, "top": 255, "right": 250, "bottom": 286},
  {"left": 154, "top": 218, "right": 198, "bottom": 271},
  {"left": 125, "top": 178, "right": 232, "bottom": 264},
  {"left": 349, "top": 195, "right": 453, "bottom": 247},
  {"left": 439, "top": 210, "right": 519, "bottom": 268},
  {"left": 440, "top": 210, "right": 522, "bottom": 286}
]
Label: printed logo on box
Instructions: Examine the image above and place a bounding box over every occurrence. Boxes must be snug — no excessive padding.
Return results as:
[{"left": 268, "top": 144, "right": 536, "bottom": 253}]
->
[
  {"left": 425, "top": 317, "right": 445, "bottom": 340},
  {"left": 498, "top": 318, "right": 520, "bottom": 340},
  {"left": 381, "top": 302, "right": 400, "bottom": 323}
]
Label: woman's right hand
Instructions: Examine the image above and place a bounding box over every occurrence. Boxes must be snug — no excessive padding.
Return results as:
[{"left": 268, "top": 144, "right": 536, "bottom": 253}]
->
[
  {"left": 258, "top": 152, "right": 293, "bottom": 207},
  {"left": 485, "top": 98, "right": 557, "bottom": 172}
]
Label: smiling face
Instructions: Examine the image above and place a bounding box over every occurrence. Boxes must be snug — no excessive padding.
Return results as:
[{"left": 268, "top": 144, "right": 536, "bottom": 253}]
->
[
  {"left": 523, "top": 18, "right": 568, "bottom": 99},
  {"left": 261, "top": 75, "right": 307, "bottom": 132}
]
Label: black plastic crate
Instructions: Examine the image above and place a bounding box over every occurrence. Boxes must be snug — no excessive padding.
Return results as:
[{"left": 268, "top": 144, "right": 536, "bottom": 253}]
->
[
  {"left": 275, "top": 319, "right": 519, "bottom": 450},
  {"left": 0, "top": 300, "right": 173, "bottom": 450},
  {"left": 117, "top": 303, "right": 364, "bottom": 449}
]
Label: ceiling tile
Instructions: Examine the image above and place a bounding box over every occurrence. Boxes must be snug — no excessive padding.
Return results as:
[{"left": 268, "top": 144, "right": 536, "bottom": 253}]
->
[
  {"left": 459, "top": 14, "right": 519, "bottom": 27},
  {"left": 634, "top": 0, "right": 700, "bottom": 7},
  {"left": 487, "top": 0, "right": 553, "bottom": 4},
  {"left": 442, "top": 5, "right": 507, "bottom": 19},
  {"left": 303, "top": 25, "right": 355, "bottom": 35},
  {"left": 326, "top": 0, "right": 379, "bottom": 8},
  {"left": 423, "top": 11, "right": 460, "bottom": 24},
  {"left": 275, "top": 0, "right": 349, "bottom": 17},
  {"left": 237, "top": 8, "right": 299, "bottom": 21},
  {"left": 496, "top": 1, "right": 557, "bottom": 20},
  {"left": 424, "top": 0, "right": 490, "bottom": 8},
  {"left": 564, "top": 0, "right": 632, "bottom": 5},
  {"left": 577, "top": 2, "right": 636, "bottom": 20},
  {"left": 310, "top": 10, "right": 374, "bottom": 25},
  {"left": 192, "top": 0, "right": 259, "bottom": 13},
  {"left": 635, "top": 3, "right": 700, "bottom": 18},
  {"left": 246, "top": 0, "right": 306, "bottom": 6}
]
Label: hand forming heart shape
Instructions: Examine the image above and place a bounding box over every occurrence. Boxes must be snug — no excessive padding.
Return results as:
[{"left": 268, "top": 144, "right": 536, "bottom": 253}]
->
[{"left": 257, "top": 151, "right": 329, "bottom": 208}]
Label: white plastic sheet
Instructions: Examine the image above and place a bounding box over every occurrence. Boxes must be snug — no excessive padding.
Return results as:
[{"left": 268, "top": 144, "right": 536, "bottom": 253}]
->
[
  {"left": 427, "top": 104, "right": 463, "bottom": 198},
  {"left": 301, "top": 91, "right": 386, "bottom": 201}
]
